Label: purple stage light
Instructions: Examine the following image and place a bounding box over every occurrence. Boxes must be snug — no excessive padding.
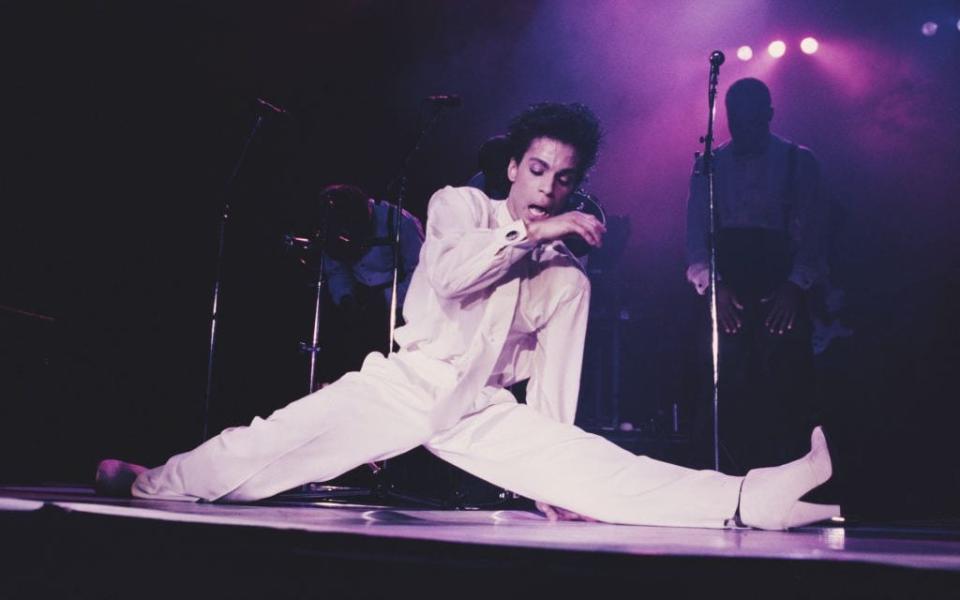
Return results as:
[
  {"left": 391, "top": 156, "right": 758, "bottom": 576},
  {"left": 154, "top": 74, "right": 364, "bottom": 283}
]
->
[
  {"left": 768, "top": 40, "right": 786, "bottom": 58},
  {"left": 737, "top": 45, "right": 753, "bottom": 61},
  {"left": 956, "top": 18, "right": 959, "bottom": 32},
  {"left": 800, "top": 37, "right": 819, "bottom": 55},
  {"left": 921, "top": 21, "right": 938, "bottom": 37}
]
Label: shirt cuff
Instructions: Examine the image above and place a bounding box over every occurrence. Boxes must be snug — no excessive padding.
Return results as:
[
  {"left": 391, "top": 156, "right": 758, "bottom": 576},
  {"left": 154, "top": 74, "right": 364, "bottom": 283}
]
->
[
  {"left": 686, "top": 262, "right": 711, "bottom": 295},
  {"left": 496, "top": 219, "right": 537, "bottom": 253}
]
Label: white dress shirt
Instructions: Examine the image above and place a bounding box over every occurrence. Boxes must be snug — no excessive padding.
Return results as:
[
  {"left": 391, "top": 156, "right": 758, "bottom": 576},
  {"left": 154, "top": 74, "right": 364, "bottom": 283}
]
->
[{"left": 396, "top": 186, "right": 590, "bottom": 427}]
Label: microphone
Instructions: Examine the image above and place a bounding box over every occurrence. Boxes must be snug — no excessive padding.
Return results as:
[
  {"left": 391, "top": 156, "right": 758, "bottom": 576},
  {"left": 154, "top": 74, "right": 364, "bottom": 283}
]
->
[
  {"left": 255, "top": 97, "right": 292, "bottom": 117},
  {"left": 709, "top": 50, "right": 725, "bottom": 67},
  {"left": 424, "top": 94, "right": 462, "bottom": 108}
]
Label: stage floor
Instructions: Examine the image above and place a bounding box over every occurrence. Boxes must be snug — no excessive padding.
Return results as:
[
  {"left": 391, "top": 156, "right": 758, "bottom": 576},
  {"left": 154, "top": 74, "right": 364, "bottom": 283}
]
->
[
  {"left": 3, "top": 484, "right": 960, "bottom": 570},
  {"left": 2, "top": 484, "right": 959, "bottom": 598}
]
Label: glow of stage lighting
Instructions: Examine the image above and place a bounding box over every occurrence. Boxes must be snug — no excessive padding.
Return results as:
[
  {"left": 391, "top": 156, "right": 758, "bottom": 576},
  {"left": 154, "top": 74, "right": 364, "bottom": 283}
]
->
[
  {"left": 768, "top": 40, "right": 786, "bottom": 58},
  {"left": 921, "top": 21, "right": 938, "bottom": 36},
  {"left": 956, "top": 18, "right": 960, "bottom": 32},
  {"left": 800, "top": 37, "right": 819, "bottom": 55},
  {"left": 737, "top": 45, "right": 753, "bottom": 61}
]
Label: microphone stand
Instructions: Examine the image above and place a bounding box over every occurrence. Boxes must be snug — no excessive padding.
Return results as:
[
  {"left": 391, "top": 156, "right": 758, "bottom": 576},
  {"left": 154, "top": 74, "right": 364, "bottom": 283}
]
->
[
  {"left": 372, "top": 98, "right": 457, "bottom": 498},
  {"left": 202, "top": 113, "right": 264, "bottom": 442},
  {"left": 304, "top": 201, "right": 331, "bottom": 395},
  {"left": 387, "top": 101, "right": 451, "bottom": 350},
  {"left": 279, "top": 231, "right": 327, "bottom": 395},
  {"left": 701, "top": 50, "right": 725, "bottom": 471}
]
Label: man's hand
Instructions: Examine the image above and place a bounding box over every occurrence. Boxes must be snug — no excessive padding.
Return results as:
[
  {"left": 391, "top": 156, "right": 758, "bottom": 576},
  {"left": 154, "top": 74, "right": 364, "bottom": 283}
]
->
[
  {"left": 717, "top": 283, "right": 744, "bottom": 334},
  {"left": 526, "top": 211, "right": 606, "bottom": 248},
  {"left": 761, "top": 281, "right": 802, "bottom": 335},
  {"left": 535, "top": 500, "right": 597, "bottom": 522}
]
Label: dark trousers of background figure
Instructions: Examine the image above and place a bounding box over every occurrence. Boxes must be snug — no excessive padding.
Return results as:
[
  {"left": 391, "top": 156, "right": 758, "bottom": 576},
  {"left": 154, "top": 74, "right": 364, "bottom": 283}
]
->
[
  {"left": 691, "top": 227, "right": 819, "bottom": 475},
  {"left": 717, "top": 293, "right": 816, "bottom": 475}
]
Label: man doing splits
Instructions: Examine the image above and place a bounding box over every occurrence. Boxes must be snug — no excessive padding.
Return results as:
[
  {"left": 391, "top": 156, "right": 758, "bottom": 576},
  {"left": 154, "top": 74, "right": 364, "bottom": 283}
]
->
[{"left": 99, "top": 102, "right": 838, "bottom": 530}]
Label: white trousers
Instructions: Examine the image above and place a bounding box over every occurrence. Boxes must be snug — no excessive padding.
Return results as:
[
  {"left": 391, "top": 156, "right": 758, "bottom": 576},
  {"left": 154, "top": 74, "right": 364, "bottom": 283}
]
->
[{"left": 134, "top": 351, "right": 742, "bottom": 528}]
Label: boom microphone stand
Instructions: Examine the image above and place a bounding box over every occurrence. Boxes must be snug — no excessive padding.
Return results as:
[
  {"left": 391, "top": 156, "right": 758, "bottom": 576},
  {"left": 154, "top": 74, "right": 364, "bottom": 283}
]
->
[
  {"left": 202, "top": 99, "right": 288, "bottom": 441},
  {"left": 700, "top": 50, "right": 725, "bottom": 471},
  {"left": 371, "top": 94, "right": 461, "bottom": 501},
  {"left": 202, "top": 115, "right": 263, "bottom": 442},
  {"left": 303, "top": 200, "right": 330, "bottom": 395},
  {"left": 386, "top": 94, "right": 461, "bottom": 350},
  {"left": 279, "top": 230, "right": 327, "bottom": 395}
]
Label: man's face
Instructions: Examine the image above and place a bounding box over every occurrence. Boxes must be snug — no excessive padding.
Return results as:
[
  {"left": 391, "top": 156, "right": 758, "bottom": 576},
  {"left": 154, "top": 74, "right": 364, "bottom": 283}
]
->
[
  {"left": 505, "top": 137, "right": 580, "bottom": 224},
  {"left": 726, "top": 96, "right": 772, "bottom": 152}
]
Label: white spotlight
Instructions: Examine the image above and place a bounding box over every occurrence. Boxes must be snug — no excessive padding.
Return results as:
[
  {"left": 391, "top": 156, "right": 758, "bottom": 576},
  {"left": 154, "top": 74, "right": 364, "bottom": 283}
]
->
[
  {"left": 921, "top": 21, "right": 938, "bottom": 36},
  {"left": 737, "top": 45, "right": 753, "bottom": 61},
  {"left": 768, "top": 40, "right": 786, "bottom": 58},
  {"left": 800, "top": 37, "right": 819, "bottom": 54}
]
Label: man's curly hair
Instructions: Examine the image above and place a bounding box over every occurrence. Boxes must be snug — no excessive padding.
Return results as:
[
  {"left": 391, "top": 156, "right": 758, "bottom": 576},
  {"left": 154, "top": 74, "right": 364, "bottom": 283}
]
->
[{"left": 505, "top": 102, "right": 603, "bottom": 182}]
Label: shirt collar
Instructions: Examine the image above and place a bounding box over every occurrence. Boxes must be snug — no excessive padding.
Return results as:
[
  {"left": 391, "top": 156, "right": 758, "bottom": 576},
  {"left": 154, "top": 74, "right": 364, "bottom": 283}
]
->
[{"left": 493, "top": 199, "right": 515, "bottom": 228}]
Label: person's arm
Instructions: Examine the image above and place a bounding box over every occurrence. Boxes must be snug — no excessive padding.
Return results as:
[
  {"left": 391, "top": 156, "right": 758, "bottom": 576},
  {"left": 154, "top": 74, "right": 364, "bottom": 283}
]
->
[
  {"left": 763, "top": 150, "right": 828, "bottom": 334},
  {"left": 685, "top": 155, "right": 711, "bottom": 295},
  {"left": 685, "top": 154, "right": 744, "bottom": 332},
  {"left": 524, "top": 268, "right": 591, "bottom": 426},
  {"left": 421, "top": 187, "right": 537, "bottom": 300},
  {"left": 787, "top": 149, "right": 827, "bottom": 290}
]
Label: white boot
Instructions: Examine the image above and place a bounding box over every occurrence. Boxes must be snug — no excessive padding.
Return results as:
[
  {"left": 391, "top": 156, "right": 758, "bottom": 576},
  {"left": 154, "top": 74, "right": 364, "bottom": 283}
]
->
[{"left": 738, "top": 426, "right": 841, "bottom": 530}]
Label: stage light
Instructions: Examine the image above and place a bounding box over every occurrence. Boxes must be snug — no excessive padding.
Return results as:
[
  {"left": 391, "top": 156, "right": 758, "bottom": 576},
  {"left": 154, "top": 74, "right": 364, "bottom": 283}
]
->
[
  {"left": 737, "top": 45, "right": 753, "bottom": 61},
  {"left": 956, "top": 18, "right": 960, "bottom": 32},
  {"left": 800, "top": 37, "right": 819, "bottom": 55},
  {"left": 768, "top": 40, "right": 786, "bottom": 58},
  {"left": 921, "top": 21, "right": 938, "bottom": 36}
]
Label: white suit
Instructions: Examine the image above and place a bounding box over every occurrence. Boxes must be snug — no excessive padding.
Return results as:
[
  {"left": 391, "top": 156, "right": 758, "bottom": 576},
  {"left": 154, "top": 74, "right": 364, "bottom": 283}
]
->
[{"left": 134, "top": 186, "right": 742, "bottom": 528}]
